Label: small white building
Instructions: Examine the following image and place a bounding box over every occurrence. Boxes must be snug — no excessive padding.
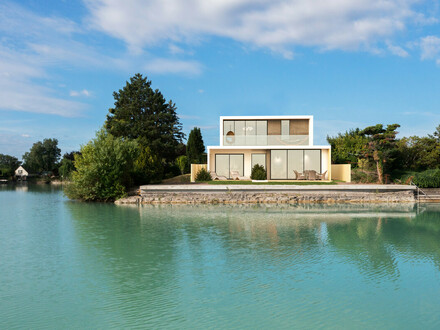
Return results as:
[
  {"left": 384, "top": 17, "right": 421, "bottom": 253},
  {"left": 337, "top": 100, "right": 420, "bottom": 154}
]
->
[{"left": 15, "top": 166, "right": 28, "bottom": 180}]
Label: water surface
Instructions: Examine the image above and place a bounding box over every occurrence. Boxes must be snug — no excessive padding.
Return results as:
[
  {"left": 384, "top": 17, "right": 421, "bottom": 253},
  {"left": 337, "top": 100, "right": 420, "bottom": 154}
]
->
[{"left": 1, "top": 185, "right": 440, "bottom": 329}]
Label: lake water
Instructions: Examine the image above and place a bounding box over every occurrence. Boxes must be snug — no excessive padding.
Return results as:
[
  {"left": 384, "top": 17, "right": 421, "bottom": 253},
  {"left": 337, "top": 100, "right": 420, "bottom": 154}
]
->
[{"left": 1, "top": 185, "right": 440, "bottom": 329}]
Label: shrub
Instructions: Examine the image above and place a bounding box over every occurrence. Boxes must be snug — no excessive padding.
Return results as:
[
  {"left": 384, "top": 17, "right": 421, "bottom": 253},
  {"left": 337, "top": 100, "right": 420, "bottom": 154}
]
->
[
  {"left": 251, "top": 164, "right": 267, "bottom": 180},
  {"left": 176, "top": 155, "right": 188, "bottom": 174},
  {"left": 65, "top": 129, "right": 138, "bottom": 202},
  {"left": 195, "top": 167, "right": 212, "bottom": 181},
  {"left": 351, "top": 168, "right": 377, "bottom": 183},
  {"left": 412, "top": 169, "right": 440, "bottom": 188}
]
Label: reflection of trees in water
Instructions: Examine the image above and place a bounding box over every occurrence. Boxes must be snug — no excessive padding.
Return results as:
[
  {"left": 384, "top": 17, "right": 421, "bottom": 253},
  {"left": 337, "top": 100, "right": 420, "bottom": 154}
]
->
[
  {"left": 66, "top": 202, "right": 184, "bottom": 325},
  {"left": 326, "top": 207, "right": 440, "bottom": 279}
]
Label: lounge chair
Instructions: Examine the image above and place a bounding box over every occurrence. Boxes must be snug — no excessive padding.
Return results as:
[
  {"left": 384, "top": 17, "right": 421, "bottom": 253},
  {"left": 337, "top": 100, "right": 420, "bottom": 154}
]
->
[
  {"left": 210, "top": 171, "right": 227, "bottom": 181},
  {"left": 317, "top": 170, "right": 327, "bottom": 180},
  {"left": 230, "top": 170, "right": 249, "bottom": 181},
  {"left": 294, "top": 170, "right": 306, "bottom": 180}
]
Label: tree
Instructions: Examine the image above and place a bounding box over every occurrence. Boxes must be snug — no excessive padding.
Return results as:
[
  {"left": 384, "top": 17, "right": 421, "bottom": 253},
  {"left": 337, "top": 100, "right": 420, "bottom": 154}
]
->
[
  {"left": 22, "top": 138, "right": 61, "bottom": 173},
  {"left": 360, "top": 124, "right": 400, "bottom": 184},
  {"left": 133, "top": 146, "right": 163, "bottom": 184},
  {"left": 186, "top": 127, "right": 205, "bottom": 164},
  {"left": 0, "top": 154, "right": 20, "bottom": 178},
  {"left": 176, "top": 155, "right": 188, "bottom": 174},
  {"left": 327, "top": 129, "right": 368, "bottom": 165},
  {"left": 59, "top": 158, "right": 75, "bottom": 180},
  {"left": 105, "top": 74, "right": 185, "bottom": 163},
  {"left": 65, "top": 130, "right": 138, "bottom": 202}
]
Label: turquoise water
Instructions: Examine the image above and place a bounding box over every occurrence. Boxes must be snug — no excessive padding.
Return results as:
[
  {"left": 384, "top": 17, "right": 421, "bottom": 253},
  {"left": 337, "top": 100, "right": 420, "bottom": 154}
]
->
[{"left": 1, "top": 185, "right": 440, "bottom": 329}]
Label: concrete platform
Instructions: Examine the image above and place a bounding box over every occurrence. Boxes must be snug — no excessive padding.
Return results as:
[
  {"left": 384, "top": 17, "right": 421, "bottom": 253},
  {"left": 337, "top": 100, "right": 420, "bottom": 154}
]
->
[{"left": 141, "top": 184, "right": 416, "bottom": 193}]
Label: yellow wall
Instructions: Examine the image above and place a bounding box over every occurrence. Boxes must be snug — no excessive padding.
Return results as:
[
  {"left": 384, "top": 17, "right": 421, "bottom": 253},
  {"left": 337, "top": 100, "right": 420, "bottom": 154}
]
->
[
  {"left": 191, "top": 164, "right": 207, "bottom": 182},
  {"left": 331, "top": 164, "right": 351, "bottom": 182}
]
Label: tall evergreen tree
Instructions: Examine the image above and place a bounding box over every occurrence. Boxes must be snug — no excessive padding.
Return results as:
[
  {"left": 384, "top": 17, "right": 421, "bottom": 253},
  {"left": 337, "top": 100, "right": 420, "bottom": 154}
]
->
[
  {"left": 186, "top": 127, "right": 205, "bottom": 164},
  {"left": 105, "top": 73, "right": 184, "bottom": 162}
]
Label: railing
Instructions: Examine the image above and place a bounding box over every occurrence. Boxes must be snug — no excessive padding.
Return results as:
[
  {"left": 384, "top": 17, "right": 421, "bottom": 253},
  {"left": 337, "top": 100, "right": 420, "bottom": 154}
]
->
[{"left": 223, "top": 134, "right": 309, "bottom": 146}]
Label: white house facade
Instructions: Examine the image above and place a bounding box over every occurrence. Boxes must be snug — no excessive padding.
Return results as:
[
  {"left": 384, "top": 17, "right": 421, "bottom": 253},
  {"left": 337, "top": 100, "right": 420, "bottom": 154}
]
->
[{"left": 207, "top": 116, "right": 331, "bottom": 180}]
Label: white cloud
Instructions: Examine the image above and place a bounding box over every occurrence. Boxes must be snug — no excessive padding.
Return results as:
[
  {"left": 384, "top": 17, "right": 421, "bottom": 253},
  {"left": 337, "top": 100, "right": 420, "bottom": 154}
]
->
[
  {"left": 70, "top": 89, "right": 92, "bottom": 97},
  {"left": 420, "top": 35, "right": 440, "bottom": 63},
  {"left": 85, "top": 0, "right": 428, "bottom": 55},
  {"left": 386, "top": 41, "right": 409, "bottom": 57},
  {"left": 144, "top": 58, "right": 202, "bottom": 75}
]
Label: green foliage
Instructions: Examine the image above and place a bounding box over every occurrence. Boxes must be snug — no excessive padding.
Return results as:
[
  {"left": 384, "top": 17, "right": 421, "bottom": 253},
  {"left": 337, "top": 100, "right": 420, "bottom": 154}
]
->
[
  {"left": 395, "top": 136, "right": 440, "bottom": 171},
  {"left": 251, "top": 164, "right": 267, "bottom": 180},
  {"left": 22, "top": 138, "right": 61, "bottom": 173},
  {"left": 360, "top": 124, "right": 400, "bottom": 184},
  {"left": 186, "top": 127, "right": 205, "bottom": 164},
  {"left": 351, "top": 168, "right": 378, "bottom": 183},
  {"left": 59, "top": 158, "right": 75, "bottom": 180},
  {"left": 105, "top": 73, "right": 184, "bottom": 163},
  {"left": 195, "top": 167, "right": 212, "bottom": 182},
  {"left": 133, "top": 146, "right": 163, "bottom": 184},
  {"left": 0, "top": 154, "right": 20, "bottom": 178},
  {"left": 65, "top": 130, "right": 138, "bottom": 202},
  {"left": 327, "top": 129, "right": 368, "bottom": 165},
  {"left": 412, "top": 169, "right": 440, "bottom": 188},
  {"left": 176, "top": 155, "right": 188, "bottom": 174}
]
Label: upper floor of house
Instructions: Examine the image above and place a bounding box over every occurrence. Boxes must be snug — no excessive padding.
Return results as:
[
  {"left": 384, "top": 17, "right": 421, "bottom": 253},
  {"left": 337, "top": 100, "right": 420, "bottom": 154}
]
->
[{"left": 220, "top": 115, "right": 314, "bottom": 147}]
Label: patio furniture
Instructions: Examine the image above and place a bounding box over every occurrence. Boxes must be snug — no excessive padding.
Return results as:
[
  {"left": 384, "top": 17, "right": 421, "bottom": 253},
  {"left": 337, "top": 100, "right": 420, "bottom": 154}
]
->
[
  {"left": 210, "top": 171, "right": 227, "bottom": 181},
  {"left": 294, "top": 170, "right": 306, "bottom": 180},
  {"left": 308, "top": 170, "right": 317, "bottom": 180},
  {"left": 317, "top": 170, "right": 327, "bottom": 180},
  {"left": 230, "top": 170, "right": 249, "bottom": 181}
]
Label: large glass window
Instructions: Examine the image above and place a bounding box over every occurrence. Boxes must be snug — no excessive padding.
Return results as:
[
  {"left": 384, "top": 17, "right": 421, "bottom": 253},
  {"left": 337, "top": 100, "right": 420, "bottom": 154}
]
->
[
  {"left": 270, "top": 149, "right": 321, "bottom": 179},
  {"left": 251, "top": 154, "right": 266, "bottom": 170},
  {"left": 215, "top": 154, "right": 244, "bottom": 178},
  {"left": 246, "top": 121, "right": 256, "bottom": 145},
  {"left": 304, "top": 150, "right": 321, "bottom": 172},
  {"left": 287, "top": 150, "right": 304, "bottom": 179},
  {"left": 271, "top": 150, "right": 287, "bottom": 179}
]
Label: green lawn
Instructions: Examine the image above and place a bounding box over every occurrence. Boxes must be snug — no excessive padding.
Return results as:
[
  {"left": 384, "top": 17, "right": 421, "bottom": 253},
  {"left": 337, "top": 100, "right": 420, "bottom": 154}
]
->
[{"left": 205, "top": 180, "right": 338, "bottom": 185}]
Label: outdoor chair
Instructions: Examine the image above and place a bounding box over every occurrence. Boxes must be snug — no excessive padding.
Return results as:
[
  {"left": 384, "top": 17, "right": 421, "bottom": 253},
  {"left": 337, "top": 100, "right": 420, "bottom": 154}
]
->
[
  {"left": 308, "top": 170, "right": 317, "bottom": 180},
  {"left": 294, "top": 170, "right": 306, "bottom": 180},
  {"left": 317, "top": 170, "right": 327, "bottom": 180},
  {"left": 230, "top": 170, "right": 248, "bottom": 181},
  {"left": 210, "top": 171, "right": 227, "bottom": 181}
]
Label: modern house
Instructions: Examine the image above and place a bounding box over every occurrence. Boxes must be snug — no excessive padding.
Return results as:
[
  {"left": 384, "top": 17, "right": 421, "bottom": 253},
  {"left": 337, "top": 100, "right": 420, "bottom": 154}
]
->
[{"left": 207, "top": 116, "right": 331, "bottom": 180}]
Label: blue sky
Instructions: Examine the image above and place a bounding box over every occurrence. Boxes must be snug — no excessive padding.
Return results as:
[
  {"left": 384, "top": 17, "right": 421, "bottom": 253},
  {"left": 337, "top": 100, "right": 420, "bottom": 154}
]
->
[{"left": 1, "top": 0, "right": 440, "bottom": 159}]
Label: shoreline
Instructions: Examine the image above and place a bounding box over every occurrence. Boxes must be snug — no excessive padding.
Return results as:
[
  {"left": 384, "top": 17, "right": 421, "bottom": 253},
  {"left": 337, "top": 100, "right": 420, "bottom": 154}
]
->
[{"left": 116, "top": 184, "right": 418, "bottom": 205}]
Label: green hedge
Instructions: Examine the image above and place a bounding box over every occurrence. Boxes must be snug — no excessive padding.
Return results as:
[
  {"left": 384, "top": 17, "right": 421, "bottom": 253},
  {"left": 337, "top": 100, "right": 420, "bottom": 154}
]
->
[
  {"left": 251, "top": 164, "right": 267, "bottom": 180},
  {"left": 412, "top": 169, "right": 440, "bottom": 188},
  {"left": 195, "top": 167, "right": 212, "bottom": 182}
]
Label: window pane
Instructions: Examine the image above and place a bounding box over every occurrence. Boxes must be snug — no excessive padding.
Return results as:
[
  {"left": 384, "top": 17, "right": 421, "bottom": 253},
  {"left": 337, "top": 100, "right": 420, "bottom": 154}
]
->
[
  {"left": 304, "top": 150, "right": 321, "bottom": 172},
  {"left": 271, "top": 150, "right": 287, "bottom": 179},
  {"left": 288, "top": 150, "right": 304, "bottom": 179},
  {"left": 230, "top": 154, "right": 244, "bottom": 176},
  {"left": 216, "top": 155, "right": 229, "bottom": 178},
  {"left": 235, "top": 121, "right": 245, "bottom": 146},
  {"left": 281, "top": 120, "right": 289, "bottom": 141},
  {"left": 256, "top": 121, "right": 267, "bottom": 145},
  {"left": 251, "top": 154, "right": 266, "bottom": 170},
  {"left": 246, "top": 121, "right": 256, "bottom": 145},
  {"left": 224, "top": 121, "right": 234, "bottom": 135}
]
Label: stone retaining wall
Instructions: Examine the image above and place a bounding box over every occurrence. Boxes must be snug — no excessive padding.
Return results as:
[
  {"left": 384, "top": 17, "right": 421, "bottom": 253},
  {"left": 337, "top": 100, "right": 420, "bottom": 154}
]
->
[{"left": 116, "top": 190, "right": 416, "bottom": 205}]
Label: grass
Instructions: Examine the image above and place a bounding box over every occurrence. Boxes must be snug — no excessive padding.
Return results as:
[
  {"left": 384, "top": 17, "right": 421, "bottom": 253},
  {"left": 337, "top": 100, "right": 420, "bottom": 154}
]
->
[{"left": 205, "top": 180, "right": 338, "bottom": 185}]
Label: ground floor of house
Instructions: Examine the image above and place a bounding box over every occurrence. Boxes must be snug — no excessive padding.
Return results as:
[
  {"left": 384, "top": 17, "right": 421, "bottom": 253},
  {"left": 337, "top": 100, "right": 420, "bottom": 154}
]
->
[{"left": 207, "top": 146, "right": 331, "bottom": 180}]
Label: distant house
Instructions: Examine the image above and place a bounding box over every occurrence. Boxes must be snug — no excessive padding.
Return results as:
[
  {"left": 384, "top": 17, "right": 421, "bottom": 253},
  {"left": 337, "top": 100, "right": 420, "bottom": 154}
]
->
[{"left": 15, "top": 166, "right": 28, "bottom": 180}]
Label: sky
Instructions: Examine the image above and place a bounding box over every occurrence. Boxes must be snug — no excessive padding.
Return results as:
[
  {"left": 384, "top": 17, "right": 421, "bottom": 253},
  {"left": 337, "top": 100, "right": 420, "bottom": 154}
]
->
[{"left": 1, "top": 0, "right": 440, "bottom": 159}]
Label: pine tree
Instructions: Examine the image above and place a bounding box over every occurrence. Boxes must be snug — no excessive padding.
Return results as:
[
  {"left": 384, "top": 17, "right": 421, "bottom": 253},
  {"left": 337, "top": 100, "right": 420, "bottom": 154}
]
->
[{"left": 186, "top": 127, "right": 205, "bottom": 164}]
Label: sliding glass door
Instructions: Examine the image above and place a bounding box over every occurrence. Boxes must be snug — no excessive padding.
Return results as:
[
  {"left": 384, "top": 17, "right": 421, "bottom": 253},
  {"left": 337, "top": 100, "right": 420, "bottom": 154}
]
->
[
  {"left": 215, "top": 154, "right": 244, "bottom": 179},
  {"left": 270, "top": 149, "right": 321, "bottom": 179}
]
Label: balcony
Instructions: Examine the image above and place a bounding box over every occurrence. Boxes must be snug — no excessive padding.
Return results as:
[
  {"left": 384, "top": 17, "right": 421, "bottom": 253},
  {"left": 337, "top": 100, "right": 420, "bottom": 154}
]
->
[{"left": 223, "top": 134, "right": 309, "bottom": 146}]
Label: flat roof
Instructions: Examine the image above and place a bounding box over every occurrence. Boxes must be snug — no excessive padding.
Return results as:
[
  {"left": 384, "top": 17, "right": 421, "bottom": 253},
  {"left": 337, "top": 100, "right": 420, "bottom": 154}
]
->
[
  {"left": 220, "top": 115, "right": 313, "bottom": 120},
  {"left": 207, "top": 145, "right": 331, "bottom": 150}
]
